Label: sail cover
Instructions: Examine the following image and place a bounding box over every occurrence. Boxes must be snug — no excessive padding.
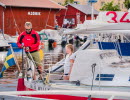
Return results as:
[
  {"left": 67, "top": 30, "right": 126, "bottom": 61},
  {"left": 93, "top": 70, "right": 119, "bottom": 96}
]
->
[{"left": 69, "top": 49, "right": 130, "bottom": 86}]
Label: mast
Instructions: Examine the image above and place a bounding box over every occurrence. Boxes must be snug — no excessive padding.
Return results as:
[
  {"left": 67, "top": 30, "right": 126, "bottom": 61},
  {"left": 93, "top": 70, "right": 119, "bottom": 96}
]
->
[
  {"left": 88, "top": 0, "right": 98, "bottom": 21},
  {"left": 2, "top": 7, "right": 4, "bottom": 34},
  {"left": 0, "top": 3, "right": 6, "bottom": 39}
]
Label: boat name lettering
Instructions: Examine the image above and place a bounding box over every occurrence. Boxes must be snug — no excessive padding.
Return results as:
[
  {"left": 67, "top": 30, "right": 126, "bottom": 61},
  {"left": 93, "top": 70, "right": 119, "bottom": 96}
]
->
[
  {"left": 30, "top": 83, "right": 50, "bottom": 90},
  {"left": 100, "top": 52, "right": 115, "bottom": 59}
]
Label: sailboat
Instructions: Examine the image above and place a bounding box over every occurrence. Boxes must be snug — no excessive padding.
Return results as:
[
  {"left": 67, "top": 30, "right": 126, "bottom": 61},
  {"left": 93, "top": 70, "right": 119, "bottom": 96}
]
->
[
  {"left": 16, "top": 11, "right": 130, "bottom": 100},
  {"left": 0, "top": 33, "right": 17, "bottom": 64}
]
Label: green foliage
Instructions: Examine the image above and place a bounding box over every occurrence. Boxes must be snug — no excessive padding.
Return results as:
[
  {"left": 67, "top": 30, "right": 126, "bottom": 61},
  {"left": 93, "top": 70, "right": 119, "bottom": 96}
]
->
[
  {"left": 100, "top": 1, "right": 121, "bottom": 11},
  {"left": 64, "top": 0, "right": 74, "bottom": 6},
  {"left": 124, "top": 0, "right": 130, "bottom": 9}
]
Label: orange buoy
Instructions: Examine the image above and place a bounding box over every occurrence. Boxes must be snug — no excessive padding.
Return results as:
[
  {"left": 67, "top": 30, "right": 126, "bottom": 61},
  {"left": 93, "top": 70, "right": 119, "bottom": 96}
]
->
[{"left": 53, "top": 41, "right": 57, "bottom": 48}]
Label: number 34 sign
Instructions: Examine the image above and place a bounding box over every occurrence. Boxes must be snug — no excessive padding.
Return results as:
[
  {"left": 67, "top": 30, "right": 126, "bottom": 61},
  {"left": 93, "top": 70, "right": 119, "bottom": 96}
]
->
[{"left": 99, "top": 11, "right": 130, "bottom": 23}]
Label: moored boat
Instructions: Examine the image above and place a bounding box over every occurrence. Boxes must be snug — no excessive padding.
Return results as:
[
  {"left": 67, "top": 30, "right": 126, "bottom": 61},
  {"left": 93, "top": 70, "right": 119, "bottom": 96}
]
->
[{"left": 16, "top": 11, "right": 130, "bottom": 100}]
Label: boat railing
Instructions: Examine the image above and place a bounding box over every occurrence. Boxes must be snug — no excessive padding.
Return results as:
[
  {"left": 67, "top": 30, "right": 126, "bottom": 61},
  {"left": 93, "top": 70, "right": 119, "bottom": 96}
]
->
[
  {"left": 0, "top": 90, "right": 130, "bottom": 100},
  {"left": 44, "top": 53, "right": 65, "bottom": 69}
]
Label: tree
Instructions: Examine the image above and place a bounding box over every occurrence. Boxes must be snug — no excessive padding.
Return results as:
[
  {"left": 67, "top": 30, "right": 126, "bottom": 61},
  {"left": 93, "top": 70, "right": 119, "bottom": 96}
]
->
[
  {"left": 64, "top": 0, "right": 74, "bottom": 6},
  {"left": 100, "top": 1, "right": 121, "bottom": 11},
  {"left": 124, "top": 0, "right": 130, "bottom": 9}
]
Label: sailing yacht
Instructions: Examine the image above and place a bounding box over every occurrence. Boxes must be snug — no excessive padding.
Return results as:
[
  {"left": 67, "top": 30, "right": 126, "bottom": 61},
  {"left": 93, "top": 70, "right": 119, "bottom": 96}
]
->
[{"left": 17, "top": 11, "right": 130, "bottom": 100}]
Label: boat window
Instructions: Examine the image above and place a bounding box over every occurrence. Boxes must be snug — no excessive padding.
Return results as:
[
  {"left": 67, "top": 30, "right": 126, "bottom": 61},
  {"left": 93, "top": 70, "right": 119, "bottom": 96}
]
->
[{"left": 95, "top": 74, "right": 114, "bottom": 81}]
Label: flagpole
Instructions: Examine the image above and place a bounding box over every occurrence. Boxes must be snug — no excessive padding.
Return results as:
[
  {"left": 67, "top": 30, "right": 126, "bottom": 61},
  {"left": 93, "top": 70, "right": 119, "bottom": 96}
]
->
[{"left": 10, "top": 45, "right": 21, "bottom": 73}]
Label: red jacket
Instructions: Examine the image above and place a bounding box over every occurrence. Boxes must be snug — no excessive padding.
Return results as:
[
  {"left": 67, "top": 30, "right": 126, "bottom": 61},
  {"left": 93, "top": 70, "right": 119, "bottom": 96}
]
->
[{"left": 17, "top": 30, "right": 40, "bottom": 52}]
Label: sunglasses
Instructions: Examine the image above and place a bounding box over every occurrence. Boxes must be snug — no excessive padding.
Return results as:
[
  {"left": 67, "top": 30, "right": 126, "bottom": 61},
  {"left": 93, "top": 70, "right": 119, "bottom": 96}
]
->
[{"left": 26, "top": 29, "right": 32, "bottom": 31}]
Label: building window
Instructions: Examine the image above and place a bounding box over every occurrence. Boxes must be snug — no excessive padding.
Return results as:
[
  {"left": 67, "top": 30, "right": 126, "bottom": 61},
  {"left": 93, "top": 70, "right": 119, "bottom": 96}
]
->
[
  {"left": 63, "top": 18, "right": 75, "bottom": 28},
  {"left": 101, "top": 2, "right": 105, "bottom": 6},
  {"left": 74, "top": 1, "right": 80, "bottom": 4},
  {"left": 122, "top": 4, "right": 124, "bottom": 9},
  {"left": 63, "top": 18, "right": 75, "bottom": 25}
]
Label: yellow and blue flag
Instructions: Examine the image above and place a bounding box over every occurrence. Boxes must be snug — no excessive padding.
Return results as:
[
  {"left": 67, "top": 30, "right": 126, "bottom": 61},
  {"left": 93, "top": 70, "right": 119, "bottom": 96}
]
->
[
  {"left": 9, "top": 43, "right": 22, "bottom": 52},
  {"left": 0, "top": 49, "right": 16, "bottom": 78}
]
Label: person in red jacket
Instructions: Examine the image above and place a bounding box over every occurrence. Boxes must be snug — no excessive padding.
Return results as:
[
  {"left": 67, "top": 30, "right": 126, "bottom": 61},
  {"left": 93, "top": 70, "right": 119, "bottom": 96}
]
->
[{"left": 17, "top": 22, "right": 43, "bottom": 80}]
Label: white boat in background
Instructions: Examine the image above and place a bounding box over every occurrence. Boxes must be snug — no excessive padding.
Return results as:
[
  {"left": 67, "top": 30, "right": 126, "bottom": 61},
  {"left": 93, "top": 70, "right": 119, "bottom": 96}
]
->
[
  {"left": 0, "top": 34, "right": 17, "bottom": 63},
  {"left": 40, "top": 29, "right": 62, "bottom": 45}
]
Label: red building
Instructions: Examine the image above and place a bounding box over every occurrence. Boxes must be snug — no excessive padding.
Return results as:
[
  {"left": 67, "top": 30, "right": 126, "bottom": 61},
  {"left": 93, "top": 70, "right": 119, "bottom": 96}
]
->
[
  {"left": 0, "top": 0, "right": 65, "bottom": 35},
  {"left": 56, "top": 4, "right": 99, "bottom": 28}
]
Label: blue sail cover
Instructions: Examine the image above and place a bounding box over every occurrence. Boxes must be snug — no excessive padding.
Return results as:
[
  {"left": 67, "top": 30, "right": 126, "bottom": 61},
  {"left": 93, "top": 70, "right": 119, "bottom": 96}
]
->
[{"left": 98, "top": 42, "right": 130, "bottom": 56}]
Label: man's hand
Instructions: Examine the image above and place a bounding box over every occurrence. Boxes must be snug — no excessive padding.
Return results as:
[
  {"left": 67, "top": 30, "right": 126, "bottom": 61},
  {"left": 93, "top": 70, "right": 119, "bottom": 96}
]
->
[
  {"left": 21, "top": 45, "right": 24, "bottom": 48},
  {"left": 25, "top": 47, "right": 30, "bottom": 51}
]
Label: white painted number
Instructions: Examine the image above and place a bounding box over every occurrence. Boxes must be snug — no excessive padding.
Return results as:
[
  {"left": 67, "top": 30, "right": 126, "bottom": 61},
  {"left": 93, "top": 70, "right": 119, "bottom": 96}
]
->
[{"left": 28, "top": 12, "right": 41, "bottom": 15}]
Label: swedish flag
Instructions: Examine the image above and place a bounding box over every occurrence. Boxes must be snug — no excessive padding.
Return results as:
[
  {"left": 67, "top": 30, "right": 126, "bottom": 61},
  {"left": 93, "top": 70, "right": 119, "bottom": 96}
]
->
[{"left": 0, "top": 49, "right": 16, "bottom": 78}]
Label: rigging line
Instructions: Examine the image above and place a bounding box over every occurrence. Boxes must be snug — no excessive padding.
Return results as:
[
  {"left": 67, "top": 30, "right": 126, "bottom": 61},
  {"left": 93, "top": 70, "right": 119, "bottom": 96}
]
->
[
  {"left": 1, "top": 30, "right": 6, "bottom": 40},
  {"left": 112, "top": 38, "right": 120, "bottom": 58},
  {"left": 1, "top": 8, "right": 6, "bottom": 40},
  {"left": 91, "top": 63, "right": 96, "bottom": 90},
  {"left": 10, "top": 6, "right": 21, "bottom": 34},
  {"left": 98, "top": 33, "right": 104, "bottom": 90},
  {"left": 116, "top": 41, "right": 123, "bottom": 59},
  {"left": 10, "top": 6, "right": 20, "bottom": 33},
  {"left": 45, "top": 8, "right": 52, "bottom": 29},
  {"left": 117, "top": 35, "right": 123, "bottom": 58},
  {"left": 113, "top": 42, "right": 118, "bottom": 52},
  {"left": 113, "top": 37, "right": 118, "bottom": 51},
  {"left": 113, "top": 41, "right": 123, "bottom": 62},
  {"left": 113, "top": 35, "right": 122, "bottom": 59},
  {"left": 123, "top": 35, "right": 130, "bottom": 42},
  {"left": 46, "top": 24, "right": 55, "bottom": 28},
  {"left": 26, "top": 50, "right": 49, "bottom": 82},
  {"left": 2, "top": 8, "right": 6, "bottom": 40},
  {"left": 113, "top": 41, "right": 123, "bottom": 61},
  {"left": 88, "top": 63, "right": 96, "bottom": 100},
  {"left": 98, "top": 33, "right": 103, "bottom": 50}
]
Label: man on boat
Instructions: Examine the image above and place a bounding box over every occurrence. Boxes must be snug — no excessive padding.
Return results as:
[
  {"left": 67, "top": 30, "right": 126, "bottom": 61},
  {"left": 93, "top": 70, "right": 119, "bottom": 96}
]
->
[{"left": 17, "top": 22, "right": 43, "bottom": 80}]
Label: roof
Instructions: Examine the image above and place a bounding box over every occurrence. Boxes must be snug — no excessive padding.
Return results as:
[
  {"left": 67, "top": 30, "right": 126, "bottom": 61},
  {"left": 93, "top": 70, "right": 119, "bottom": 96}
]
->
[
  {"left": 68, "top": 4, "right": 99, "bottom": 15},
  {"left": 0, "top": 2, "right": 5, "bottom": 7},
  {"left": 0, "top": 0, "right": 65, "bottom": 9}
]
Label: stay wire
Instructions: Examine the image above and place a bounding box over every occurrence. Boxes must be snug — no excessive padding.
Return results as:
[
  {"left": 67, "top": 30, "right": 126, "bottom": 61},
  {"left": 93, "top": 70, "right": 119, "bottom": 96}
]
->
[
  {"left": 91, "top": 63, "right": 96, "bottom": 90},
  {"left": 10, "top": 6, "right": 21, "bottom": 34},
  {"left": 88, "top": 63, "right": 96, "bottom": 100}
]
